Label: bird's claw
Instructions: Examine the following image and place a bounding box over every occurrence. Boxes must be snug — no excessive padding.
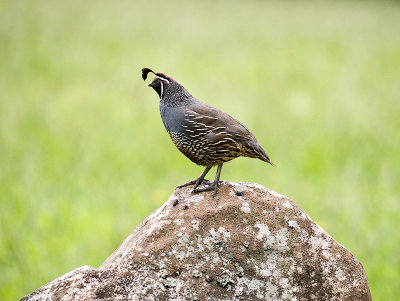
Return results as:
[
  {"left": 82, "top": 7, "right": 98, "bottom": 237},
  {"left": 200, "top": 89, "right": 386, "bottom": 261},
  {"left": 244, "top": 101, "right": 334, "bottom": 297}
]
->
[
  {"left": 177, "top": 179, "right": 211, "bottom": 189},
  {"left": 193, "top": 181, "right": 220, "bottom": 198},
  {"left": 177, "top": 180, "right": 197, "bottom": 189}
]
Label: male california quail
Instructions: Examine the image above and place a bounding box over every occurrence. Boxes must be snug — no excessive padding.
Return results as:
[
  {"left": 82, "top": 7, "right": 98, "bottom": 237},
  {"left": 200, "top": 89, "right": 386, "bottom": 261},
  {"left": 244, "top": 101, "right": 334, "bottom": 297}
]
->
[{"left": 142, "top": 68, "right": 274, "bottom": 198}]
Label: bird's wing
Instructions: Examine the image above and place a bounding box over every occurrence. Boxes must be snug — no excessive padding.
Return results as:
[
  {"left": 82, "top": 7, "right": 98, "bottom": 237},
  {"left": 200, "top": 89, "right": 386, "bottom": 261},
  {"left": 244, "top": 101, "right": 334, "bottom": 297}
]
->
[
  {"left": 185, "top": 101, "right": 274, "bottom": 165},
  {"left": 185, "top": 102, "right": 256, "bottom": 143}
]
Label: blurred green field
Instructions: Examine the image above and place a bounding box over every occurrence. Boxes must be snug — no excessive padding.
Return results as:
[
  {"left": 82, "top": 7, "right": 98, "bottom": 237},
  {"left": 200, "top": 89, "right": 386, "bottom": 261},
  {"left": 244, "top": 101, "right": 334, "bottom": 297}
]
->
[{"left": 1, "top": 0, "right": 399, "bottom": 299}]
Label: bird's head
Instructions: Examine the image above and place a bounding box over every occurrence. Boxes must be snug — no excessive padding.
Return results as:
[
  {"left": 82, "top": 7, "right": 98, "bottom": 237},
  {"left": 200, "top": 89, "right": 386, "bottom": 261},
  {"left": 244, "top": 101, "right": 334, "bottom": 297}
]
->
[{"left": 142, "top": 68, "right": 176, "bottom": 99}]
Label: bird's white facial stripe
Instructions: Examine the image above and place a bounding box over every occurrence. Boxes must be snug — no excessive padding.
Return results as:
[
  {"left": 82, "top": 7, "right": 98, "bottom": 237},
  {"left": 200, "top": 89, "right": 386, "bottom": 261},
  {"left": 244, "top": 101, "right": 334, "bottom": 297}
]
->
[
  {"left": 160, "top": 81, "right": 164, "bottom": 99},
  {"left": 155, "top": 75, "right": 169, "bottom": 83}
]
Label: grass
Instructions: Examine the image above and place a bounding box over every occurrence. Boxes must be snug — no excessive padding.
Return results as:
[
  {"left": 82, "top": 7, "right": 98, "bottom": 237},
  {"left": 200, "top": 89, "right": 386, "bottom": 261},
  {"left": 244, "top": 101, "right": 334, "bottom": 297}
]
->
[{"left": 0, "top": 0, "right": 399, "bottom": 299}]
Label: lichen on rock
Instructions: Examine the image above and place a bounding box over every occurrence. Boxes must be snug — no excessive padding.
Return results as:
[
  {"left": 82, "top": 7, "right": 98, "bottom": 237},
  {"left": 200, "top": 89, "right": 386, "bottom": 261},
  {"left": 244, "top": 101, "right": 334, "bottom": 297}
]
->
[{"left": 22, "top": 181, "right": 371, "bottom": 301}]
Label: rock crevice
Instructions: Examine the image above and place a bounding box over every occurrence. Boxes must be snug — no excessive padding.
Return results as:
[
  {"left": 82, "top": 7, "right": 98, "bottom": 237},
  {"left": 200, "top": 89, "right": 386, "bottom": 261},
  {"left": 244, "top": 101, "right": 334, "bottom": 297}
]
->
[{"left": 22, "top": 181, "right": 371, "bottom": 301}]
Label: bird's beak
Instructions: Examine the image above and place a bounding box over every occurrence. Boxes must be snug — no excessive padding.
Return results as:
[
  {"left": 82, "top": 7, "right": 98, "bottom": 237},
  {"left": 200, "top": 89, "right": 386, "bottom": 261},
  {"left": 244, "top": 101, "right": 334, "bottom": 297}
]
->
[{"left": 148, "top": 82, "right": 155, "bottom": 88}]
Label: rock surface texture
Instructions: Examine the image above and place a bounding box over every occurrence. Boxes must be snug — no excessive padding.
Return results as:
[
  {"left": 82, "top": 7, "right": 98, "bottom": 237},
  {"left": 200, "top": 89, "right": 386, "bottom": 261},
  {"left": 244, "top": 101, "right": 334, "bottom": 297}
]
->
[{"left": 22, "top": 181, "right": 371, "bottom": 301}]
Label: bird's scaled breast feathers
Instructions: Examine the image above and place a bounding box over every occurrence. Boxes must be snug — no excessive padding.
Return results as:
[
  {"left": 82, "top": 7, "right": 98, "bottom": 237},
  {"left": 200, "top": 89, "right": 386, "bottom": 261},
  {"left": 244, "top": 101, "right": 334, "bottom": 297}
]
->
[{"left": 168, "top": 130, "right": 241, "bottom": 166}]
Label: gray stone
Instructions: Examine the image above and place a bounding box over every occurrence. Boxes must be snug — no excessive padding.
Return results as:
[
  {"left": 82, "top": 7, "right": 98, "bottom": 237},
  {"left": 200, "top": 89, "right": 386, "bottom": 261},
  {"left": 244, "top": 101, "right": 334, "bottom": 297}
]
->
[{"left": 22, "top": 181, "right": 371, "bottom": 301}]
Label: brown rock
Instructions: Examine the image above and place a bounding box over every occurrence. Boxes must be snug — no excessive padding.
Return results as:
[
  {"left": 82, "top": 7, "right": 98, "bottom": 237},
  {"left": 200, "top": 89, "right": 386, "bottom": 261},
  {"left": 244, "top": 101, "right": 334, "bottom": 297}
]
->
[{"left": 22, "top": 181, "right": 371, "bottom": 301}]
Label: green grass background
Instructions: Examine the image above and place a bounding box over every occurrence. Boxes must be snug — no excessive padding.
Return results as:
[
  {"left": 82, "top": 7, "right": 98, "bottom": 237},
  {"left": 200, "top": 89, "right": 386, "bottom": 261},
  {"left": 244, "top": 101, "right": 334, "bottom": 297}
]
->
[{"left": 1, "top": 0, "right": 399, "bottom": 299}]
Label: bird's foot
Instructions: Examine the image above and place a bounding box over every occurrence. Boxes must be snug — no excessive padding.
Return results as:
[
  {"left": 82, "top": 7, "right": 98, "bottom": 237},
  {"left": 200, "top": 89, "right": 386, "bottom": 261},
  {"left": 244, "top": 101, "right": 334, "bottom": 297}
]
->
[
  {"left": 193, "top": 181, "right": 220, "bottom": 198},
  {"left": 177, "top": 178, "right": 211, "bottom": 189},
  {"left": 177, "top": 180, "right": 197, "bottom": 189}
]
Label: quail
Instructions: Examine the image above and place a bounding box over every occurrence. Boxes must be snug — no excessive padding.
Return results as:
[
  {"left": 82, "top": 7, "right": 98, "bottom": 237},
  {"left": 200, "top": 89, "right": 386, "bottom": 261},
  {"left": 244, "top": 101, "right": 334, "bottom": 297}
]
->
[{"left": 142, "top": 68, "right": 274, "bottom": 198}]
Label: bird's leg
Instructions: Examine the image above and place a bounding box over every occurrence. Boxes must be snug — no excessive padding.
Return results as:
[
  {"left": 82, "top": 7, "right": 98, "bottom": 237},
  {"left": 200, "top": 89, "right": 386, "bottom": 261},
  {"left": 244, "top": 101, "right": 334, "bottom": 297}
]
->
[
  {"left": 193, "top": 164, "right": 223, "bottom": 198},
  {"left": 177, "top": 166, "right": 212, "bottom": 189},
  {"left": 193, "top": 166, "right": 213, "bottom": 189}
]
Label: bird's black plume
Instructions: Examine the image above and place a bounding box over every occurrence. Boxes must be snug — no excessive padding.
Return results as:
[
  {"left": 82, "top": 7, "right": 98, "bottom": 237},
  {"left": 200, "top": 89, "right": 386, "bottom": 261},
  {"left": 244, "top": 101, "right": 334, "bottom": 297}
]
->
[{"left": 142, "top": 68, "right": 156, "bottom": 80}]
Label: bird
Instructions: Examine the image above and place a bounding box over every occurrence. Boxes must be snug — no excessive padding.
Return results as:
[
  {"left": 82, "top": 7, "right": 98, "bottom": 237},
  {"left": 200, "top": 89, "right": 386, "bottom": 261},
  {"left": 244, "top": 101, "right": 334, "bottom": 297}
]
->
[{"left": 142, "top": 68, "right": 274, "bottom": 198}]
